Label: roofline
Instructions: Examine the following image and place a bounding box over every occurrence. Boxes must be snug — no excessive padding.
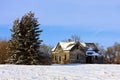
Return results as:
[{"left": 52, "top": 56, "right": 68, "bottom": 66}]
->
[{"left": 51, "top": 42, "right": 64, "bottom": 52}]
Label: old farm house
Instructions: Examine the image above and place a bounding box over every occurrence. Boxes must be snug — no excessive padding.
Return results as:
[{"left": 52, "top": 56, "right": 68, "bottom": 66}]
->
[{"left": 51, "top": 41, "right": 103, "bottom": 64}]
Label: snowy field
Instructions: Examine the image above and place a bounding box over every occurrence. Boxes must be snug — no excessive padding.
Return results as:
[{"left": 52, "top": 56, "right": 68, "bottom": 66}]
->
[{"left": 0, "top": 64, "right": 120, "bottom": 80}]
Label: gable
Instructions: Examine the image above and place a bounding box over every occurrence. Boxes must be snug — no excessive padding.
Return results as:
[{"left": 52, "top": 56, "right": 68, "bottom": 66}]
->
[
  {"left": 70, "top": 42, "right": 85, "bottom": 51},
  {"left": 60, "top": 42, "right": 75, "bottom": 51},
  {"left": 56, "top": 43, "right": 63, "bottom": 51},
  {"left": 52, "top": 43, "right": 63, "bottom": 52},
  {"left": 85, "top": 43, "right": 99, "bottom": 51},
  {"left": 52, "top": 42, "right": 76, "bottom": 52}
]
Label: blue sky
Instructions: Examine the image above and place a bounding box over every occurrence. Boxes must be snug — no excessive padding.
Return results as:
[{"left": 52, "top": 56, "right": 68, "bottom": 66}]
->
[{"left": 0, "top": 0, "right": 120, "bottom": 48}]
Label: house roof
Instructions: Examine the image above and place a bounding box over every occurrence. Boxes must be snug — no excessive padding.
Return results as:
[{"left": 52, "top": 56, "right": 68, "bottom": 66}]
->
[
  {"left": 80, "top": 42, "right": 86, "bottom": 47},
  {"left": 52, "top": 42, "right": 76, "bottom": 51},
  {"left": 52, "top": 42, "right": 98, "bottom": 52}
]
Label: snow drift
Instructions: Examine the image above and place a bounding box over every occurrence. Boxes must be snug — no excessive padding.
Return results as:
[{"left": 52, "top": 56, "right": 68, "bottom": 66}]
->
[{"left": 0, "top": 64, "right": 119, "bottom": 80}]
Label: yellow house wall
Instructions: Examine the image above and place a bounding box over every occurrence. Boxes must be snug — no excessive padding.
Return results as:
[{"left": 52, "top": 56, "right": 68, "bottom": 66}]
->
[{"left": 52, "top": 51, "right": 70, "bottom": 64}]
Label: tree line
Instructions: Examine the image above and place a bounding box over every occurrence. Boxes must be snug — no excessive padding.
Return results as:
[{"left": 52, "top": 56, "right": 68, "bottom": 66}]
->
[{"left": 102, "top": 42, "right": 120, "bottom": 64}]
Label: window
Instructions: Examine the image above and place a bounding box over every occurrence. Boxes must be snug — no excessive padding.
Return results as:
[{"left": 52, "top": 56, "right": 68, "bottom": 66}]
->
[
  {"left": 87, "top": 52, "right": 93, "bottom": 54},
  {"left": 77, "top": 54, "right": 79, "bottom": 60},
  {"left": 64, "top": 55, "right": 66, "bottom": 60},
  {"left": 59, "top": 56, "right": 61, "bottom": 61},
  {"left": 55, "top": 56, "right": 57, "bottom": 60}
]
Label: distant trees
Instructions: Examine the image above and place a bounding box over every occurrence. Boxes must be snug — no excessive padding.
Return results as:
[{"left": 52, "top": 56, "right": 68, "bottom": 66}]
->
[
  {"left": 0, "top": 40, "right": 8, "bottom": 64},
  {"left": 40, "top": 44, "right": 53, "bottom": 56},
  {"left": 40, "top": 44, "right": 53, "bottom": 64},
  {"left": 110, "top": 43, "right": 120, "bottom": 64},
  {"left": 7, "top": 12, "right": 43, "bottom": 65},
  {"left": 102, "top": 42, "right": 120, "bottom": 64},
  {"left": 105, "top": 47, "right": 114, "bottom": 63}
]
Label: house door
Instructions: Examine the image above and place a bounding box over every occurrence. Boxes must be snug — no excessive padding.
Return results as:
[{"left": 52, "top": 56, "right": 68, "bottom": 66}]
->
[{"left": 86, "top": 56, "right": 93, "bottom": 63}]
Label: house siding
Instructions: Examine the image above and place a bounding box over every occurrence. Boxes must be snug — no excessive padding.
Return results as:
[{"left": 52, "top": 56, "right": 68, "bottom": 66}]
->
[{"left": 52, "top": 50, "right": 70, "bottom": 64}]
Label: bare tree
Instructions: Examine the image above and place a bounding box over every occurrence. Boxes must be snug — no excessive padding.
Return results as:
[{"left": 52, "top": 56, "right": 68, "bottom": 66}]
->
[
  {"left": 40, "top": 44, "right": 53, "bottom": 56},
  {"left": 112, "top": 42, "right": 120, "bottom": 64},
  {"left": 0, "top": 40, "right": 8, "bottom": 64},
  {"left": 106, "top": 47, "right": 114, "bottom": 63},
  {"left": 62, "top": 35, "right": 81, "bottom": 42},
  {"left": 71, "top": 35, "right": 80, "bottom": 42}
]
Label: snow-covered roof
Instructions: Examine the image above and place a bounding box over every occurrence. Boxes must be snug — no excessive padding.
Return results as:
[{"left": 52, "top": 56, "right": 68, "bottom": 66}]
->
[
  {"left": 51, "top": 47, "right": 56, "bottom": 52},
  {"left": 87, "top": 47, "right": 94, "bottom": 51},
  {"left": 81, "top": 42, "right": 86, "bottom": 47},
  {"left": 86, "top": 51, "right": 101, "bottom": 56},
  {"left": 52, "top": 42, "right": 76, "bottom": 51},
  {"left": 52, "top": 42, "right": 98, "bottom": 52}
]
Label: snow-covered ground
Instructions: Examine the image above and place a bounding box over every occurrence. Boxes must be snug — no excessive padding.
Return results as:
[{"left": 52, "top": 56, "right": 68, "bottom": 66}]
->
[{"left": 0, "top": 64, "right": 120, "bottom": 80}]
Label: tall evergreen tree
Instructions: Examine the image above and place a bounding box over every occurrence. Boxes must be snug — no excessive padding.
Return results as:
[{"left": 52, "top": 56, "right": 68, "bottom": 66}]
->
[{"left": 7, "top": 12, "right": 43, "bottom": 64}]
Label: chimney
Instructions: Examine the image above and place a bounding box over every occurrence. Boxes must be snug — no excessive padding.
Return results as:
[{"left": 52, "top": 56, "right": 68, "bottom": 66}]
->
[{"left": 68, "top": 39, "right": 71, "bottom": 42}]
